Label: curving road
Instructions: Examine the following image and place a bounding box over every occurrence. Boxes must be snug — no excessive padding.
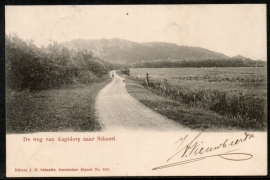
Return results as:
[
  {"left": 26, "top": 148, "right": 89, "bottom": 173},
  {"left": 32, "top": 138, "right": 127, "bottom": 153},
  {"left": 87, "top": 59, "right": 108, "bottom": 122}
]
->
[{"left": 95, "top": 71, "right": 186, "bottom": 131}]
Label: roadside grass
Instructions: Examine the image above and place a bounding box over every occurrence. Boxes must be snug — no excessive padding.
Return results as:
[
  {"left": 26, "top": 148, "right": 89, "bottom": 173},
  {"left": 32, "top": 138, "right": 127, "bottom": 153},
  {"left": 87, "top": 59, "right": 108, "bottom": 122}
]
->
[
  {"left": 128, "top": 68, "right": 267, "bottom": 131},
  {"left": 124, "top": 77, "right": 266, "bottom": 131},
  {"left": 6, "top": 78, "right": 111, "bottom": 134}
]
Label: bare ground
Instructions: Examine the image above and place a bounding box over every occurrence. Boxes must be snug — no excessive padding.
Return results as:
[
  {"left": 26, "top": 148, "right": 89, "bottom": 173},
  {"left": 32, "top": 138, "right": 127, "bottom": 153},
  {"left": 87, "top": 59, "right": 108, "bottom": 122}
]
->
[{"left": 96, "top": 72, "right": 188, "bottom": 132}]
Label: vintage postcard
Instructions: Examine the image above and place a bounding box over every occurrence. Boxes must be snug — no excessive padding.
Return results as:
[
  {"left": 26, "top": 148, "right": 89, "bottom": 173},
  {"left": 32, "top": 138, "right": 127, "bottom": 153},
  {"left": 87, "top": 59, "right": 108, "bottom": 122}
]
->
[{"left": 5, "top": 5, "right": 267, "bottom": 177}]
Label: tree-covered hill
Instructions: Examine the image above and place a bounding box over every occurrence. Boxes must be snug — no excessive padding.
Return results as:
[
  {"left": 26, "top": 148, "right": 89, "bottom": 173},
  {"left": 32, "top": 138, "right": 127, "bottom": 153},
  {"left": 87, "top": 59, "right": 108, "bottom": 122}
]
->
[{"left": 60, "top": 38, "right": 229, "bottom": 63}]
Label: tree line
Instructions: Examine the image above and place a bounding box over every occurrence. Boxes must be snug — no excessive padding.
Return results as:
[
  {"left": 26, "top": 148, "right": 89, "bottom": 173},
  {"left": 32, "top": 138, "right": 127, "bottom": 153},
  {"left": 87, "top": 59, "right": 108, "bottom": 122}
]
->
[
  {"left": 132, "top": 58, "right": 266, "bottom": 68},
  {"left": 6, "top": 34, "right": 121, "bottom": 91}
]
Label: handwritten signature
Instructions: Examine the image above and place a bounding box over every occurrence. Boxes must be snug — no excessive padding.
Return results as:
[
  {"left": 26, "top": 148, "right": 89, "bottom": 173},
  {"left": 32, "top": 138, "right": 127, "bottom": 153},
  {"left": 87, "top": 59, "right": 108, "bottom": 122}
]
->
[{"left": 152, "top": 128, "right": 254, "bottom": 170}]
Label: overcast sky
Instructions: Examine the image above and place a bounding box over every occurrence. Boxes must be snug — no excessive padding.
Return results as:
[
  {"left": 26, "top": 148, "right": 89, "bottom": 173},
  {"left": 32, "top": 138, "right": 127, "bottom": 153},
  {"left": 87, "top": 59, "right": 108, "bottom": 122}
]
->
[{"left": 6, "top": 5, "right": 267, "bottom": 61}]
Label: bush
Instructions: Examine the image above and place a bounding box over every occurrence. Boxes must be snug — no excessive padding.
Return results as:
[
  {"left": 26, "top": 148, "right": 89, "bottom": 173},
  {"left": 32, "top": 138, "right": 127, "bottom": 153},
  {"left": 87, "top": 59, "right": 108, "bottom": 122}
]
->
[{"left": 6, "top": 34, "right": 116, "bottom": 91}]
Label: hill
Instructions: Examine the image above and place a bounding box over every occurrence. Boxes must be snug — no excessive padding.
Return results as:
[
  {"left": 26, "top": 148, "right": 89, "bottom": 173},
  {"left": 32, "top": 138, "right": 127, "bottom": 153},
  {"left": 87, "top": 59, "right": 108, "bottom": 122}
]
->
[{"left": 60, "top": 38, "right": 229, "bottom": 63}]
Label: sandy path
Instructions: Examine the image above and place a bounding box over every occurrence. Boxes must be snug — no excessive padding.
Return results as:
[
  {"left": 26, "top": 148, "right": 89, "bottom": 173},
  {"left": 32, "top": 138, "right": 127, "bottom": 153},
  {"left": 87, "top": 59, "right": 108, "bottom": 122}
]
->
[{"left": 96, "top": 71, "right": 186, "bottom": 131}]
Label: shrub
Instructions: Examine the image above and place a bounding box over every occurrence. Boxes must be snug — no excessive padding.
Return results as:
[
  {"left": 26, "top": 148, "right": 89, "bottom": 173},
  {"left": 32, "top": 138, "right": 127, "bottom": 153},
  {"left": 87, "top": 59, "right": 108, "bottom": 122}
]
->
[{"left": 6, "top": 34, "right": 115, "bottom": 91}]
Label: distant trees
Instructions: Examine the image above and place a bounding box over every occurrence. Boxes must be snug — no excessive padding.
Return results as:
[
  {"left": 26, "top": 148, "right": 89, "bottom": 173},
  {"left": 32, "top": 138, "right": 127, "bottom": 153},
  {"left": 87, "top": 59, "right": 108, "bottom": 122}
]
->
[
  {"left": 120, "top": 67, "right": 130, "bottom": 76},
  {"left": 5, "top": 34, "right": 119, "bottom": 91},
  {"left": 132, "top": 58, "right": 266, "bottom": 68}
]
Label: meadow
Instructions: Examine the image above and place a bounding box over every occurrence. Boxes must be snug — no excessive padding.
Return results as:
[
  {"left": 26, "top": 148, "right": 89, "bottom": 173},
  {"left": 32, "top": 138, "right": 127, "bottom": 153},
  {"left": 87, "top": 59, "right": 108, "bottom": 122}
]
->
[
  {"left": 6, "top": 78, "right": 111, "bottom": 134},
  {"left": 127, "top": 67, "right": 267, "bottom": 131}
]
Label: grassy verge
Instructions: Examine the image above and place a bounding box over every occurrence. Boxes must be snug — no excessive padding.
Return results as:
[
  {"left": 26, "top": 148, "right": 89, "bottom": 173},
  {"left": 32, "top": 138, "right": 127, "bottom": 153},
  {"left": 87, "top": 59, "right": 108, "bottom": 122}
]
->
[
  {"left": 129, "top": 68, "right": 267, "bottom": 128},
  {"left": 124, "top": 77, "right": 266, "bottom": 131},
  {"left": 6, "top": 78, "right": 111, "bottom": 134}
]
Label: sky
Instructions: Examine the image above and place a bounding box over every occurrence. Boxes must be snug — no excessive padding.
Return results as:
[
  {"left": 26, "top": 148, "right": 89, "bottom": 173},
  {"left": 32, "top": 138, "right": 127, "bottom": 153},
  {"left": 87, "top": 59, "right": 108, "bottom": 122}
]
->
[{"left": 6, "top": 5, "right": 267, "bottom": 61}]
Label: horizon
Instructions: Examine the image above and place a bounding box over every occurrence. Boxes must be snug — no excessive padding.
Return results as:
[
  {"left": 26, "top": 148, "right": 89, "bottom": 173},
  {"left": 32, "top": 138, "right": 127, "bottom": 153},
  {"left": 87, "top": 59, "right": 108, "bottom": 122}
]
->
[
  {"left": 6, "top": 5, "right": 267, "bottom": 61},
  {"left": 60, "top": 37, "right": 260, "bottom": 60},
  {"left": 8, "top": 36, "right": 264, "bottom": 61}
]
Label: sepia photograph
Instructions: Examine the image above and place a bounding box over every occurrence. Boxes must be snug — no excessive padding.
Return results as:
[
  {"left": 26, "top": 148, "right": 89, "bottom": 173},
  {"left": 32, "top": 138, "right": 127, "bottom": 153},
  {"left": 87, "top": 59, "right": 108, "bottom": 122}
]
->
[{"left": 5, "top": 5, "right": 267, "bottom": 177}]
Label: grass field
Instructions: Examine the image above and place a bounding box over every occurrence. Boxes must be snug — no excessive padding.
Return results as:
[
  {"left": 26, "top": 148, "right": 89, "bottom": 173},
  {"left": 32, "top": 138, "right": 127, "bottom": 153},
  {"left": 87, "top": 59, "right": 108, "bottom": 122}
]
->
[
  {"left": 125, "top": 67, "right": 267, "bottom": 131},
  {"left": 125, "top": 78, "right": 244, "bottom": 131},
  {"left": 6, "top": 78, "right": 111, "bottom": 134},
  {"left": 130, "top": 67, "right": 267, "bottom": 95}
]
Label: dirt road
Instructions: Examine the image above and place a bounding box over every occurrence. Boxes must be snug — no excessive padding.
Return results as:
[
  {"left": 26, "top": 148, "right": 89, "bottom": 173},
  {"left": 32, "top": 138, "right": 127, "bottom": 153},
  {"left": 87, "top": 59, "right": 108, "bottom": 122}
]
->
[{"left": 96, "top": 71, "right": 186, "bottom": 131}]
